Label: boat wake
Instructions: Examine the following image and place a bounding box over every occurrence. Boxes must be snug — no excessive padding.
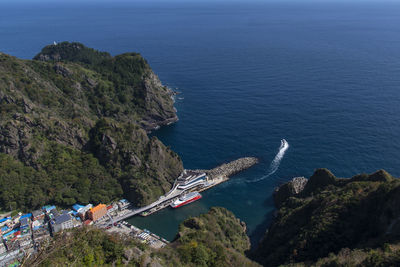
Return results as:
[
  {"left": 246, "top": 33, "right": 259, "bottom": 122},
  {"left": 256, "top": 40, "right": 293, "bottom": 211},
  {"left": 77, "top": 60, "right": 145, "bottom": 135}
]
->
[{"left": 247, "top": 139, "right": 289, "bottom": 183}]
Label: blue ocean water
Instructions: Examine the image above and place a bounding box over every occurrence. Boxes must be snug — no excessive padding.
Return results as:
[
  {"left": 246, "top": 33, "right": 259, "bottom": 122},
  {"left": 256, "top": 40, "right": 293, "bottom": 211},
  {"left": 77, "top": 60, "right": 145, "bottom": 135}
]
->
[{"left": 2, "top": 0, "right": 400, "bottom": 243}]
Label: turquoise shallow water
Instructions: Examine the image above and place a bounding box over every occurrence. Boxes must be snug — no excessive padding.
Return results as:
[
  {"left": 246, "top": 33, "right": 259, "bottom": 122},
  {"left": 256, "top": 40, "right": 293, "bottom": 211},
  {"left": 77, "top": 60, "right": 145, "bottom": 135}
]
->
[{"left": 2, "top": 0, "right": 400, "bottom": 243}]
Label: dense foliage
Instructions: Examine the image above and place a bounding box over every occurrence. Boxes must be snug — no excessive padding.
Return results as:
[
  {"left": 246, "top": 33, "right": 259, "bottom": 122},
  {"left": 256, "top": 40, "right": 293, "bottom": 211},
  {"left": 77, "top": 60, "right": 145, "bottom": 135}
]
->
[
  {"left": 33, "top": 42, "right": 112, "bottom": 66},
  {"left": 0, "top": 146, "right": 122, "bottom": 211},
  {"left": 25, "top": 207, "right": 259, "bottom": 266},
  {"left": 252, "top": 169, "right": 400, "bottom": 267},
  {"left": 158, "top": 207, "right": 260, "bottom": 267},
  {"left": 0, "top": 43, "right": 182, "bottom": 211},
  {"left": 282, "top": 243, "right": 400, "bottom": 267},
  {"left": 31, "top": 42, "right": 173, "bottom": 121},
  {"left": 26, "top": 227, "right": 146, "bottom": 266}
]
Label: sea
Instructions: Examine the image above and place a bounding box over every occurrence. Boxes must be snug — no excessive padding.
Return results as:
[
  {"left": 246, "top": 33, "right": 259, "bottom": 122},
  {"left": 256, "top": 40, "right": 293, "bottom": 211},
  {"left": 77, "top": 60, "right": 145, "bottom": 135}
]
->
[{"left": 2, "top": 0, "right": 400, "bottom": 244}]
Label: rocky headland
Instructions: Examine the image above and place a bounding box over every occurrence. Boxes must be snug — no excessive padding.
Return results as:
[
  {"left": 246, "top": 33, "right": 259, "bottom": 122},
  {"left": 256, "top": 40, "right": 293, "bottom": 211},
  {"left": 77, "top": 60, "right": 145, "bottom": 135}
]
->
[
  {"left": 252, "top": 168, "right": 400, "bottom": 266},
  {"left": 0, "top": 42, "right": 183, "bottom": 210}
]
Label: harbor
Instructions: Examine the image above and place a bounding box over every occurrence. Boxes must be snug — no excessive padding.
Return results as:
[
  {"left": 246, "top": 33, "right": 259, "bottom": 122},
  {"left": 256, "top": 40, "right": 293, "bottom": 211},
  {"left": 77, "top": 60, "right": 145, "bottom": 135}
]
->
[
  {"left": 97, "top": 157, "right": 258, "bottom": 224},
  {"left": 0, "top": 157, "right": 258, "bottom": 265}
]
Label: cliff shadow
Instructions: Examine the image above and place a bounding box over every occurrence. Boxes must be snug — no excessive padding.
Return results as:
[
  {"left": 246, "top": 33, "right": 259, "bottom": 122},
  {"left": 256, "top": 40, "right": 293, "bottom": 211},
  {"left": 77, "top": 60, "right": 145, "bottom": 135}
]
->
[{"left": 247, "top": 194, "right": 275, "bottom": 252}]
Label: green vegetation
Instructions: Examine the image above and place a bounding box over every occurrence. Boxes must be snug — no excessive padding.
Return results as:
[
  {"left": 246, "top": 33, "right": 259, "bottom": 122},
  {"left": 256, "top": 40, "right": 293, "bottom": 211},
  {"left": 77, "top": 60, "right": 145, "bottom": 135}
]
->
[
  {"left": 252, "top": 169, "right": 400, "bottom": 267},
  {"left": 25, "top": 207, "right": 260, "bottom": 267},
  {"left": 158, "top": 207, "right": 260, "bottom": 267},
  {"left": 0, "top": 146, "right": 122, "bottom": 211},
  {"left": 0, "top": 42, "right": 182, "bottom": 211},
  {"left": 33, "top": 42, "right": 112, "bottom": 66},
  {"left": 282, "top": 244, "right": 400, "bottom": 267},
  {"left": 26, "top": 227, "right": 149, "bottom": 266}
]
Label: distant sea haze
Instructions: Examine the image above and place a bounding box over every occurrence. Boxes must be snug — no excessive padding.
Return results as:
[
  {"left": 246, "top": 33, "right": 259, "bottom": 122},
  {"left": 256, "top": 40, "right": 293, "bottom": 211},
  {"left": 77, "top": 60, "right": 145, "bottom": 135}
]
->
[{"left": 2, "top": 0, "right": 400, "bottom": 242}]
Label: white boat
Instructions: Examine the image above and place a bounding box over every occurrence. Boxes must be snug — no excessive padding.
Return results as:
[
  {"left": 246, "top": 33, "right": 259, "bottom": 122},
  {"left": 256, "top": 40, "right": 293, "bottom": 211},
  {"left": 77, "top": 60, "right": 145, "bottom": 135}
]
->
[{"left": 170, "top": 192, "right": 202, "bottom": 208}]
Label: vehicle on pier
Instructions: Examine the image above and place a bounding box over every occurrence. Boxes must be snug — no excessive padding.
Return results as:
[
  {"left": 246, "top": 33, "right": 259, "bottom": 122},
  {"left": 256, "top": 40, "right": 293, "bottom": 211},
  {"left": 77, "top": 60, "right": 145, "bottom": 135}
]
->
[{"left": 170, "top": 192, "right": 202, "bottom": 208}]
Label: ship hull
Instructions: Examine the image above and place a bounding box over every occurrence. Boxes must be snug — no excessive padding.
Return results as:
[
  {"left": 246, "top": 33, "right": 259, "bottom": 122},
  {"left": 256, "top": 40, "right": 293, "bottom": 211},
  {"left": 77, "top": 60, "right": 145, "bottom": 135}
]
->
[{"left": 171, "top": 194, "right": 202, "bottom": 208}]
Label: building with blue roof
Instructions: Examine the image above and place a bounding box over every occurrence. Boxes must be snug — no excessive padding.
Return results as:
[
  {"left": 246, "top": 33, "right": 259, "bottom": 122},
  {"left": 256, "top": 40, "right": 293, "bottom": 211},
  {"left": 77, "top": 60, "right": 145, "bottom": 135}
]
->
[
  {"left": 0, "top": 217, "right": 11, "bottom": 224},
  {"left": 20, "top": 213, "right": 32, "bottom": 220},
  {"left": 2, "top": 229, "right": 17, "bottom": 239},
  {"left": 72, "top": 204, "right": 85, "bottom": 212},
  {"left": 42, "top": 205, "right": 56, "bottom": 213}
]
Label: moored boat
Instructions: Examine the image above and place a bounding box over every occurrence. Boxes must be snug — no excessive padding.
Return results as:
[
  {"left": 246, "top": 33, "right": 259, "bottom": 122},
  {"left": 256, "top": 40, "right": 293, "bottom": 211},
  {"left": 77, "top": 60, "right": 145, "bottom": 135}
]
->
[{"left": 170, "top": 192, "right": 202, "bottom": 208}]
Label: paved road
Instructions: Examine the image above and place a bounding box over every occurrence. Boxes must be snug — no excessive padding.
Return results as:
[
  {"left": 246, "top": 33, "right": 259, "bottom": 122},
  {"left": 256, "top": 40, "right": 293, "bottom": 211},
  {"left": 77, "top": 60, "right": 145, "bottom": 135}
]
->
[{"left": 97, "top": 185, "right": 184, "bottom": 227}]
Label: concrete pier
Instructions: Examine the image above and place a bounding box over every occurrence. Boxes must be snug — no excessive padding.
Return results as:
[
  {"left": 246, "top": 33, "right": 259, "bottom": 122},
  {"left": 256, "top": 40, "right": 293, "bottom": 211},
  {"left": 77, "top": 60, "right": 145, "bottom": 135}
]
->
[
  {"left": 98, "top": 157, "right": 259, "bottom": 223},
  {"left": 141, "top": 157, "right": 259, "bottom": 216}
]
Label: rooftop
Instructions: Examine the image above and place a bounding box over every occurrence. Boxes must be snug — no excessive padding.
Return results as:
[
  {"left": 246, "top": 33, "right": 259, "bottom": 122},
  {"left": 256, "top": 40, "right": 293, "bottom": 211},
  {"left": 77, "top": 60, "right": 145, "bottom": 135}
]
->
[
  {"left": 50, "top": 209, "right": 60, "bottom": 217},
  {"left": 42, "top": 205, "right": 56, "bottom": 212},
  {"left": 20, "top": 213, "right": 32, "bottom": 219},
  {"left": 20, "top": 217, "right": 29, "bottom": 226},
  {"left": 54, "top": 214, "right": 72, "bottom": 225},
  {"left": 32, "top": 210, "right": 44, "bottom": 217},
  {"left": 72, "top": 204, "right": 85, "bottom": 212},
  {"left": 90, "top": 204, "right": 106, "bottom": 213},
  {"left": 0, "top": 217, "right": 11, "bottom": 223},
  {"left": 177, "top": 170, "right": 206, "bottom": 181}
]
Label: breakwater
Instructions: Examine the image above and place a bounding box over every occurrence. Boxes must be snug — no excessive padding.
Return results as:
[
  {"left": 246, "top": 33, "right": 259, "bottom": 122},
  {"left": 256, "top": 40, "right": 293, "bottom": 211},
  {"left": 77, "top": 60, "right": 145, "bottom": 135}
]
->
[
  {"left": 100, "top": 157, "right": 259, "bottom": 222},
  {"left": 195, "top": 157, "right": 259, "bottom": 179}
]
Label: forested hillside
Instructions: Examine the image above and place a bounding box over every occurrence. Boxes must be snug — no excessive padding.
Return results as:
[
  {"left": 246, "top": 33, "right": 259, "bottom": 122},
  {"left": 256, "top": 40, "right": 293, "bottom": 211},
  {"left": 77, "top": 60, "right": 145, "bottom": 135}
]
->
[
  {"left": 158, "top": 207, "right": 260, "bottom": 267},
  {"left": 252, "top": 169, "right": 400, "bottom": 266},
  {"left": 25, "top": 207, "right": 260, "bottom": 267},
  {"left": 0, "top": 42, "right": 183, "bottom": 211}
]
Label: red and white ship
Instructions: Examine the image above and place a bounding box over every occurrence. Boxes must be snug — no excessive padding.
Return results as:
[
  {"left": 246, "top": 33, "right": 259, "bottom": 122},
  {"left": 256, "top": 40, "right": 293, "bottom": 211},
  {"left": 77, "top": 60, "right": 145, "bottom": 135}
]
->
[{"left": 170, "top": 192, "right": 202, "bottom": 208}]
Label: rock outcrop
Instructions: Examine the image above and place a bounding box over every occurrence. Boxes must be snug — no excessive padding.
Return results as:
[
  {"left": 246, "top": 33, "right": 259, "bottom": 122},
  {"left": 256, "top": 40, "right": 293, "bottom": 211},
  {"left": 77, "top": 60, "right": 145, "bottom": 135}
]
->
[
  {"left": 252, "top": 169, "right": 400, "bottom": 267},
  {"left": 274, "top": 176, "right": 307, "bottom": 207}
]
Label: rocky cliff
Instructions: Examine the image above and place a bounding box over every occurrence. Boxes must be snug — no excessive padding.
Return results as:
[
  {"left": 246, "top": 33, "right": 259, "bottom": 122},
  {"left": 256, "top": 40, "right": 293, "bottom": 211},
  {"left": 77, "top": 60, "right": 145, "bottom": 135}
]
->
[
  {"left": 0, "top": 42, "right": 183, "bottom": 210},
  {"left": 253, "top": 168, "right": 400, "bottom": 266}
]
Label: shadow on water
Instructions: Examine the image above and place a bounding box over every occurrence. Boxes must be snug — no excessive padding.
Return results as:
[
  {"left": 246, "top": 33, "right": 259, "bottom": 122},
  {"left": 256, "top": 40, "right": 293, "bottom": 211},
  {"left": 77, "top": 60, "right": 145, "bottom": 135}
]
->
[{"left": 248, "top": 194, "right": 276, "bottom": 250}]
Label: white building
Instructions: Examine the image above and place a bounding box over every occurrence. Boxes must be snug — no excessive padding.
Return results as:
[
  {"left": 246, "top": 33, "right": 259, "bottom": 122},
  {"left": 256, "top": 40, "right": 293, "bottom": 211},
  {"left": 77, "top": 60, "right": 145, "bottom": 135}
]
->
[{"left": 51, "top": 213, "right": 74, "bottom": 233}]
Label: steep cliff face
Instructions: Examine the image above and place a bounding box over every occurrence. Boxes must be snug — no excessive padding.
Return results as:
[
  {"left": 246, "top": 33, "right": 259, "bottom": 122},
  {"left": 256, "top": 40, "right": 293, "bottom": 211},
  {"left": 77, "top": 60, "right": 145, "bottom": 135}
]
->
[
  {"left": 0, "top": 43, "right": 183, "bottom": 210},
  {"left": 253, "top": 169, "right": 400, "bottom": 266},
  {"left": 33, "top": 42, "right": 178, "bottom": 131},
  {"left": 88, "top": 119, "right": 182, "bottom": 206}
]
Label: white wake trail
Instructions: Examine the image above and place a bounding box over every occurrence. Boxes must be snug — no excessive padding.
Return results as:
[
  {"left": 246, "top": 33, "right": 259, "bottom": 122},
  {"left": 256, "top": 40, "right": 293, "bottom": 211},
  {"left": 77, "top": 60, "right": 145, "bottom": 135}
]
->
[{"left": 247, "top": 139, "right": 289, "bottom": 183}]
